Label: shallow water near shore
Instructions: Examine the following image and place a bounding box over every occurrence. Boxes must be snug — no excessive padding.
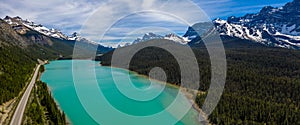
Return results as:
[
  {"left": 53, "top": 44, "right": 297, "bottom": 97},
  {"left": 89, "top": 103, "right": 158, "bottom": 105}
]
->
[{"left": 41, "top": 60, "right": 201, "bottom": 125}]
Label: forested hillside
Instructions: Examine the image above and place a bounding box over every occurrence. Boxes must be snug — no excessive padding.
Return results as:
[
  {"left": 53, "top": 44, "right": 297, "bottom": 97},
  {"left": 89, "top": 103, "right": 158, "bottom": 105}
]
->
[
  {"left": 0, "top": 18, "right": 100, "bottom": 105},
  {"left": 24, "top": 81, "right": 66, "bottom": 125},
  {"left": 101, "top": 37, "right": 300, "bottom": 124}
]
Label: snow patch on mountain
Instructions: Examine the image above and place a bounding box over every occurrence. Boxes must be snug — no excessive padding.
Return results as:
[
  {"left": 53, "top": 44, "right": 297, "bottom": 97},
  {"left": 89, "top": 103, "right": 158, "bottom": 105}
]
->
[
  {"left": 164, "top": 33, "right": 190, "bottom": 44},
  {"left": 133, "top": 32, "right": 190, "bottom": 45},
  {"left": 99, "top": 42, "right": 132, "bottom": 48},
  {"left": 213, "top": 19, "right": 300, "bottom": 49},
  {"left": 185, "top": 0, "right": 300, "bottom": 49},
  {"left": 4, "top": 16, "right": 69, "bottom": 40},
  {"left": 3, "top": 16, "right": 103, "bottom": 46}
]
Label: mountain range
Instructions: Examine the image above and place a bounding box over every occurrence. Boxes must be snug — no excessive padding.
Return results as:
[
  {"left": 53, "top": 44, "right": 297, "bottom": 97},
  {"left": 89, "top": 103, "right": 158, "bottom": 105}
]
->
[
  {"left": 2, "top": 0, "right": 300, "bottom": 51},
  {"left": 3, "top": 16, "right": 102, "bottom": 45},
  {"left": 107, "top": 0, "right": 300, "bottom": 50},
  {"left": 2, "top": 16, "right": 190, "bottom": 49},
  {"left": 185, "top": 0, "right": 300, "bottom": 49},
  {"left": 132, "top": 32, "right": 190, "bottom": 45},
  {"left": 1, "top": 16, "right": 112, "bottom": 57}
]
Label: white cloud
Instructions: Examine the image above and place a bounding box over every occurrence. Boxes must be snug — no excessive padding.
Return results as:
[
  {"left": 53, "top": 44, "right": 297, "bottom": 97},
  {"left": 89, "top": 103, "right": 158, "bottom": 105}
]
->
[
  {"left": 0, "top": 0, "right": 105, "bottom": 35},
  {"left": 80, "top": 0, "right": 212, "bottom": 42}
]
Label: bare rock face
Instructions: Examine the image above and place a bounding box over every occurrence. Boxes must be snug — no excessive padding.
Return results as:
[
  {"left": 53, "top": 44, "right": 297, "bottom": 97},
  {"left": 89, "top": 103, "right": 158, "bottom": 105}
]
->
[
  {"left": 0, "top": 19, "right": 28, "bottom": 47},
  {"left": 185, "top": 0, "right": 300, "bottom": 49}
]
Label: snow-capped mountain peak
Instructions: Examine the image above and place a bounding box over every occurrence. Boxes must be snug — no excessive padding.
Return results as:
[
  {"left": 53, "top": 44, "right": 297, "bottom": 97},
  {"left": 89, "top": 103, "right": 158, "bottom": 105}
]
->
[
  {"left": 67, "top": 32, "right": 81, "bottom": 41},
  {"left": 133, "top": 32, "right": 190, "bottom": 45},
  {"left": 133, "top": 32, "right": 164, "bottom": 44},
  {"left": 2, "top": 16, "right": 104, "bottom": 46},
  {"left": 164, "top": 33, "right": 190, "bottom": 44},
  {"left": 184, "top": 0, "right": 300, "bottom": 49},
  {"left": 3, "top": 16, "right": 68, "bottom": 40}
]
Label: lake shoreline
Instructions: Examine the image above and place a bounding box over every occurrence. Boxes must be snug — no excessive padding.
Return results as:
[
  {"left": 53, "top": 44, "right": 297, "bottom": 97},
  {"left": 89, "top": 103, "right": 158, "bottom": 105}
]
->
[
  {"left": 39, "top": 63, "right": 72, "bottom": 125},
  {"left": 42, "top": 59, "right": 207, "bottom": 124},
  {"left": 104, "top": 64, "right": 209, "bottom": 124}
]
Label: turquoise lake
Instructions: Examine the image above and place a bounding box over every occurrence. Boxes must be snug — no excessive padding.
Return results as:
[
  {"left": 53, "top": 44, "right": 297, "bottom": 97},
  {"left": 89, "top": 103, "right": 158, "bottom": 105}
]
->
[{"left": 41, "top": 60, "right": 201, "bottom": 125}]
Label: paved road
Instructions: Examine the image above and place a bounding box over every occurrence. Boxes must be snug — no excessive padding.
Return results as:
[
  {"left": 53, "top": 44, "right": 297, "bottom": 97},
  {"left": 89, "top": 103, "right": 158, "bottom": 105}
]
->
[{"left": 10, "top": 64, "right": 41, "bottom": 125}]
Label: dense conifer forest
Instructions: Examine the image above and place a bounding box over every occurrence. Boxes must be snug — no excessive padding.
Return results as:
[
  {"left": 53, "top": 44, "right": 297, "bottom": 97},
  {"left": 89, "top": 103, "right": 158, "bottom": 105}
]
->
[
  {"left": 101, "top": 38, "right": 300, "bottom": 124},
  {"left": 0, "top": 18, "right": 101, "bottom": 105},
  {"left": 0, "top": 40, "right": 75, "bottom": 105},
  {"left": 24, "top": 81, "right": 66, "bottom": 125}
]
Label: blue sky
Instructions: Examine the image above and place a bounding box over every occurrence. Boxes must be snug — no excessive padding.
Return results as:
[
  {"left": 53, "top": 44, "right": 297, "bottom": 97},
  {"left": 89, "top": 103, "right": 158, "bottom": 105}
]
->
[
  {"left": 0, "top": 0, "right": 292, "bottom": 45},
  {"left": 195, "top": 0, "right": 292, "bottom": 19}
]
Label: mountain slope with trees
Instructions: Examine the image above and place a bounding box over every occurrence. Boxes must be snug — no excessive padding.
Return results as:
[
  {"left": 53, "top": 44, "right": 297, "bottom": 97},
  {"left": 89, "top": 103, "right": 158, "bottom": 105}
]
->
[
  {"left": 101, "top": 36, "right": 300, "bottom": 124},
  {"left": 0, "top": 17, "right": 108, "bottom": 105}
]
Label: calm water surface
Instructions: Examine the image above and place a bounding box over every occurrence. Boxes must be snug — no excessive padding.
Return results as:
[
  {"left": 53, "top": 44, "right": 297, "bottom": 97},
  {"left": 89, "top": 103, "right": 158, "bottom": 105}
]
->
[{"left": 41, "top": 60, "right": 200, "bottom": 125}]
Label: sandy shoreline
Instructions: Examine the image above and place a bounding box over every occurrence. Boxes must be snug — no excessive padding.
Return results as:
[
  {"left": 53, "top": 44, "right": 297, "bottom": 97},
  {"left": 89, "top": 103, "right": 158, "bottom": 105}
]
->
[{"left": 180, "top": 88, "right": 209, "bottom": 124}]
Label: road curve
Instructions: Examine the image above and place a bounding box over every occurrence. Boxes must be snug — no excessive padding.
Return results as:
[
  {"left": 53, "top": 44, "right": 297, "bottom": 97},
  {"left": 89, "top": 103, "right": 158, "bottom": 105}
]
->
[{"left": 10, "top": 64, "right": 41, "bottom": 125}]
